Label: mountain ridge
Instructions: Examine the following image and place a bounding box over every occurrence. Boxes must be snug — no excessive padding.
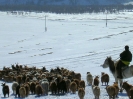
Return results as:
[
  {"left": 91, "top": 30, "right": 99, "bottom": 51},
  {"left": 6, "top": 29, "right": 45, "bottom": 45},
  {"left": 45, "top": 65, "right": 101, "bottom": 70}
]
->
[{"left": 0, "top": 0, "right": 133, "bottom": 5}]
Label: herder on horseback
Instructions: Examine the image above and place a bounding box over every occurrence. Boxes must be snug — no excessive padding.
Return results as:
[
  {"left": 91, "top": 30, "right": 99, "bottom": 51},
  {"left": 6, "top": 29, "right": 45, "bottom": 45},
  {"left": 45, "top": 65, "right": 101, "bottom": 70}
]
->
[{"left": 117, "top": 45, "right": 132, "bottom": 79}]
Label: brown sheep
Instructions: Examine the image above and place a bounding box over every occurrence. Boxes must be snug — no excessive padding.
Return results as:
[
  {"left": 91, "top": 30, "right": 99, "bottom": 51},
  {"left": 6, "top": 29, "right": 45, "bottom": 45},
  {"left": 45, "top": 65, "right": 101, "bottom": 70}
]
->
[
  {"left": 105, "top": 85, "right": 116, "bottom": 99},
  {"left": 56, "top": 77, "right": 67, "bottom": 94},
  {"left": 50, "top": 81, "right": 57, "bottom": 95},
  {"left": 122, "top": 81, "right": 133, "bottom": 99},
  {"left": 30, "top": 82, "right": 36, "bottom": 94},
  {"left": 1, "top": 83, "right": 9, "bottom": 97},
  {"left": 78, "top": 87, "right": 85, "bottom": 99},
  {"left": 113, "top": 82, "right": 119, "bottom": 97},
  {"left": 70, "top": 81, "right": 77, "bottom": 94},
  {"left": 79, "top": 80, "right": 85, "bottom": 89},
  {"left": 19, "top": 86, "right": 26, "bottom": 98},
  {"left": 86, "top": 72, "right": 93, "bottom": 86},
  {"left": 93, "top": 76, "right": 99, "bottom": 86},
  {"left": 16, "top": 75, "right": 22, "bottom": 84},
  {"left": 24, "top": 83, "right": 30, "bottom": 97},
  {"left": 72, "top": 79, "right": 80, "bottom": 90},
  {"left": 64, "top": 78, "right": 71, "bottom": 93},
  {"left": 92, "top": 85, "right": 100, "bottom": 99},
  {"left": 35, "top": 83, "right": 44, "bottom": 96},
  {"left": 16, "top": 84, "right": 20, "bottom": 98},
  {"left": 74, "top": 73, "right": 81, "bottom": 81},
  {"left": 101, "top": 72, "right": 109, "bottom": 86}
]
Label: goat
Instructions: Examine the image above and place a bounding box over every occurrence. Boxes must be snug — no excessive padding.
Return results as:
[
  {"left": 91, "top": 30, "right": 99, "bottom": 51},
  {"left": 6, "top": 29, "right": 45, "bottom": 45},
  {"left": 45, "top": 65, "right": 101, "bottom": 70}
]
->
[{"left": 1, "top": 83, "right": 9, "bottom": 97}]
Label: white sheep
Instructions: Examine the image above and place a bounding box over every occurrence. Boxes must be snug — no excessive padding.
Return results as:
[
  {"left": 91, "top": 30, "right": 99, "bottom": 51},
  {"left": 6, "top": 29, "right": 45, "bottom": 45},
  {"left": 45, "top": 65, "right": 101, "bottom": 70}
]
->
[
  {"left": 86, "top": 72, "right": 93, "bottom": 86},
  {"left": 12, "top": 81, "right": 19, "bottom": 94},
  {"left": 41, "top": 79, "right": 49, "bottom": 95}
]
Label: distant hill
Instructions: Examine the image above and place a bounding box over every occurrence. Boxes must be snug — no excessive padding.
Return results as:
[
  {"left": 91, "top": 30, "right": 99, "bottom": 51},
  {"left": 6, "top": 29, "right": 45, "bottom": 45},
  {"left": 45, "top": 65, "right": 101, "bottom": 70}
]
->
[{"left": 0, "top": 0, "right": 133, "bottom": 5}]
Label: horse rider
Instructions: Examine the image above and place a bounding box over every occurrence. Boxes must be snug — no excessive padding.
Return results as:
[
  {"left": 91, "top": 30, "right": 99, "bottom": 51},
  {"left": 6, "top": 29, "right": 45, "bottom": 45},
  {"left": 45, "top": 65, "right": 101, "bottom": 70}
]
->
[{"left": 117, "top": 45, "right": 132, "bottom": 79}]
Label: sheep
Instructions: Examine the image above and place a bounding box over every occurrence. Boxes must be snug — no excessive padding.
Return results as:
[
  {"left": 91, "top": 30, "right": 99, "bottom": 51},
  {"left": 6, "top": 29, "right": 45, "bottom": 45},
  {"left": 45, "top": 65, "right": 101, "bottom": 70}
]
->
[
  {"left": 105, "top": 85, "right": 116, "bottom": 99},
  {"left": 1, "top": 83, "right": 9, "bottom": 97},
  {"left": 35, "top": 83, "right": 44, "bottom": 96},
  {"left": 64, "top": 78, "right": 71, "bottom": 93},
  {"left": 72, "top": 79, "right": 80, "bottom": 90},
  {"left": 122, "top": 81, "right": 133, "bottom": 99},
  {"left": 41, "top": 79, "right": 49, "bottom": 95},
  {"left": 56, "top": 77, "right": 67, "bottom": 94},
  {"left": 79, "top": 80, "right": 85, "bottom": 89},
  {"left": 78, "top": 87, "right": 85, "bottom": 99},
  {"left": 70, "top": 81, "right": 77, "bottom": 94},
  {"left": 16, "top": 84, "right": 20, "bottom": 98},
  {"left": 24, "top": 83, "right": 30, "bottom": 97},
  {"left": 101, "top": 72, "right": 109, "bottom": 86},
  {"left": 50, "top": 80, "right": 57, "bottom": 95},
  {"left": 86, "top": 72, "right": 93, "bottom": 86},
  {"left": 74, "top": 73, "right": 81, "bottom": 81},
  {"left": 12, "top": 81, "right": 19, "bottom": 94},
  {"left": 92, "top": 85, "right": 100, "bottom": 99},
  {"left": 16, "top": 75, "right": 22, "bottom": 84},
  {"left": 30, "top": 81, "right": 36, "bottom": 94},
  {"left": 113, "top": 82, "right": 119, "bottom": 97},
  {"left": 19, "top": 85, "right": 26, "bottom": 98},
  {"left": 93, "top": 76, "right": 100, "bottom": 86}
]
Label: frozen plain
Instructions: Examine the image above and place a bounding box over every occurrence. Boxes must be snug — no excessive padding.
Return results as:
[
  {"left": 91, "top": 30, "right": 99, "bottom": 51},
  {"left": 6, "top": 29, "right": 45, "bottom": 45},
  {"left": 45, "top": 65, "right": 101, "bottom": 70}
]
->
[{"left": 0, "top": 11, "right": 133, "bottom": 99}]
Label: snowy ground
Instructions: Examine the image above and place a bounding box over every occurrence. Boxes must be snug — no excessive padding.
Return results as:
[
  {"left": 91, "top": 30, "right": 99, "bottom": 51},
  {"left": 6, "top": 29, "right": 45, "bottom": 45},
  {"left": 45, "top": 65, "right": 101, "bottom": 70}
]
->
[{"left": 0, "top": 11, "right": 133, "bottom": 99}]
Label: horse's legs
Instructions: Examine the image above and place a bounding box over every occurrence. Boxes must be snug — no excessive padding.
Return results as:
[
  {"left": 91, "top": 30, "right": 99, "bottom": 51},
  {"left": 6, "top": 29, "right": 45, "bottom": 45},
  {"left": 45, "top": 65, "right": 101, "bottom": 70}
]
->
[{"left": 119, "top": 79, "right": 123, "bottom": 92}]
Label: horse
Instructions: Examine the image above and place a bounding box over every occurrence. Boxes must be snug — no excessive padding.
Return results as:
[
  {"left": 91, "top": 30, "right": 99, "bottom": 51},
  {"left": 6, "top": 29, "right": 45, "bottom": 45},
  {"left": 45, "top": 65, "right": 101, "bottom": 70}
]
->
[{"left": 101, "top": 56, "right": 133, "bottom": 92}]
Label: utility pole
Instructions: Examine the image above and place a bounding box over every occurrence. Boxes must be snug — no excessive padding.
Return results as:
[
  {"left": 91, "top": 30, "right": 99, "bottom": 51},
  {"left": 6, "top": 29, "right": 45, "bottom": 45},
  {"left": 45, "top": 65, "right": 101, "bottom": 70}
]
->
[
  {"left": 106, "top": 10, "right": 108, "bottom": 27},
  {"left": 45, "top": 15, "right": 47, "bottom": 32}
]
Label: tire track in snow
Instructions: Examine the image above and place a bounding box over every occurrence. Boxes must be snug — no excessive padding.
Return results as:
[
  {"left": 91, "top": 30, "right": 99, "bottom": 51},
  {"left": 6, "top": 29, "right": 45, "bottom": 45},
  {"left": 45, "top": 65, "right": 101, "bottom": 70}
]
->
[
  {"left": 25, "top": 47, "right": 123, "bottom": 67},
  {"left": 26, "top": 44, "right": 133, "bottom": 68}
]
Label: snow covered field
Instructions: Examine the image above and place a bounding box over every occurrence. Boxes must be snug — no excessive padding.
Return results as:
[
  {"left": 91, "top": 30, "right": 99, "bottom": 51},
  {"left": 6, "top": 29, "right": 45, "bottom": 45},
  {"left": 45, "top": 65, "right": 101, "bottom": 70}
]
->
[{"left": 0, "top": 11, "right": 133, "bottom": 99}]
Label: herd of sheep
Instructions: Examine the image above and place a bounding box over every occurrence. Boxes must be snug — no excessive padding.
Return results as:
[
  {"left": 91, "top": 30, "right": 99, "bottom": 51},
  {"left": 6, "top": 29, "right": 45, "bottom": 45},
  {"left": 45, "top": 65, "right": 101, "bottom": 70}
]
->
[{"left": 0, "top": 63, "right": 133, "bottom": 99}]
